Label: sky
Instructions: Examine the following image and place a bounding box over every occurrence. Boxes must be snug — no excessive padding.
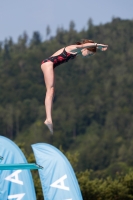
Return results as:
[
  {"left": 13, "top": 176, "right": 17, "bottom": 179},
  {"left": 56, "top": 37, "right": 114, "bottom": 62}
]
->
[{"left": 0, "top": 0, "right": 133, "bottom": 43}]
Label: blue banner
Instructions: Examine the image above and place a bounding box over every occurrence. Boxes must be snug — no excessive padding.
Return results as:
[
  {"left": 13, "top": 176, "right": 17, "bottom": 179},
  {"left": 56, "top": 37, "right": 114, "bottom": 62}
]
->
[
  {"left": 0, "top": 136, "right": 36, "bottom": 200},
  {"left": 32, "top": 143, "right": 83, "bottom": 200}
]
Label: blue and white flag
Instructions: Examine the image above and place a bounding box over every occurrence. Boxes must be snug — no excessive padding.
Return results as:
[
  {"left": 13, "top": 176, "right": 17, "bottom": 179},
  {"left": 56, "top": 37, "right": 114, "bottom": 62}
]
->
[
  {"left": 0, "top": 136, "right": 36, "bottom": 200},
  {"left": 32, "top": 143, "right": 83, "bottom": 200}
]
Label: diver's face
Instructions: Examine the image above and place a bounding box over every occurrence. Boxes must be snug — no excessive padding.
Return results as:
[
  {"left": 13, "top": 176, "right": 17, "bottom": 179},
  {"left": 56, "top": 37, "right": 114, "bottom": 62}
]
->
[{"left": 81, "top": 48, "right": 93, "bottom": 57}]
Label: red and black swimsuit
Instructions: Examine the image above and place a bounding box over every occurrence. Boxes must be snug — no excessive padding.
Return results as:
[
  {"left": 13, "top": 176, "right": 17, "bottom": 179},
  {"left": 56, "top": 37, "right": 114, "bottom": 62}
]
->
[{"left": 41, "top": 48, "right": 77, "bottom": 68}]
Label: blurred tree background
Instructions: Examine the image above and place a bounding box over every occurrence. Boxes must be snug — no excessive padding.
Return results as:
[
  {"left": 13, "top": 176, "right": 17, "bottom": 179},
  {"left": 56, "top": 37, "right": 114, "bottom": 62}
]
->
[{"left": 1, "top": 17, "right": 133, "bottom": 199}]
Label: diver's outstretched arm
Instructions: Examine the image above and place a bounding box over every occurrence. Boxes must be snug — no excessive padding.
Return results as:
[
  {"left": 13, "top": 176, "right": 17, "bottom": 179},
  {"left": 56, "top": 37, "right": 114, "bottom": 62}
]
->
[{"left": 68, "top": 43, "right": 108, "bottom": 52}]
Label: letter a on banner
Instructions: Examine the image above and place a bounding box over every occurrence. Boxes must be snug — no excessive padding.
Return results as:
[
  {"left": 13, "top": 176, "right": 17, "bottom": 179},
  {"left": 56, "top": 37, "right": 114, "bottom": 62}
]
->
[
  {"left": 8, "top": 193, "right": 25, "bottom": 200},
  {"left": 5, "top": 170, "right": 23, "bottom": 185},
  {"left": 50, "top": 174, "right": 69, "bottom": 190}
]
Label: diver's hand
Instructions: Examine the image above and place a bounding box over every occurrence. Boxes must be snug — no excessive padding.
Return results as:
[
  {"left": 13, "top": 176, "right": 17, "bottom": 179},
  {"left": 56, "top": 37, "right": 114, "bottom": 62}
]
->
[{"left": 97, "top": 44, "right": 108, "bottom": 51}]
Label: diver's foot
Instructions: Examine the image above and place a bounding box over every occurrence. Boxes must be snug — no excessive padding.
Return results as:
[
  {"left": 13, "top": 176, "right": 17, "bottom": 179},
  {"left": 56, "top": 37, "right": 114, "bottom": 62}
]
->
[{"left": 44, "top": 120, "right": 53, "bottom": 134}]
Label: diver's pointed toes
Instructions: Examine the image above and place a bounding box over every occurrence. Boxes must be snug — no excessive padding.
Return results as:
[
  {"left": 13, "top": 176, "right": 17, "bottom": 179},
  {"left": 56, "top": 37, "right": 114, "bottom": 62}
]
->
[{"left": 44, "top": 122, "right": 53, "bottom": 134}]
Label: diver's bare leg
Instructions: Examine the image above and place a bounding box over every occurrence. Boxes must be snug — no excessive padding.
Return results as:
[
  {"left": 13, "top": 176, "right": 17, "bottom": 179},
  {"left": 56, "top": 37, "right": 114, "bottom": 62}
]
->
[{"left": 41, "top": 62, "right": 54, "bottom": 133}]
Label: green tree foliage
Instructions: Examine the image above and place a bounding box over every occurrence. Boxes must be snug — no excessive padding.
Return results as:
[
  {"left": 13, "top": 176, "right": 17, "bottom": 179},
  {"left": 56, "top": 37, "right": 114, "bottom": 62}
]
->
[
  {"left": 77, "top": 170, "right": 133, "bottom": 200},
  {"left": 30, "top": 31, "right": 42, "bottom": 46},
  {"left": 46, "top": 25, "right": 51, "bottom": 40}
]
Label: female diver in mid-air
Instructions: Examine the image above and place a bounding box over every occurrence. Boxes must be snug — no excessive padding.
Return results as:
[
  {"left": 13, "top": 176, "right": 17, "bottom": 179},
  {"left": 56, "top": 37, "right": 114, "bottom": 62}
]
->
[{"left": 41, "top": 39, "right": 108, "bottom": 134}]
